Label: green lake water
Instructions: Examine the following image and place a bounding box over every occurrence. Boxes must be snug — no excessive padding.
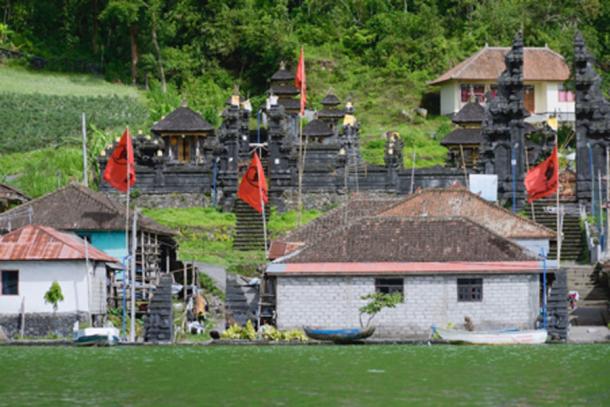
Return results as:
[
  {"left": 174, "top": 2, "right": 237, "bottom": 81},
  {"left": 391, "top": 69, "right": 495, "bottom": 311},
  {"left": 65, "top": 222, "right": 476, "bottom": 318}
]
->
[{"left": 0, "top": 344, "right": 609, "bottom": 406}]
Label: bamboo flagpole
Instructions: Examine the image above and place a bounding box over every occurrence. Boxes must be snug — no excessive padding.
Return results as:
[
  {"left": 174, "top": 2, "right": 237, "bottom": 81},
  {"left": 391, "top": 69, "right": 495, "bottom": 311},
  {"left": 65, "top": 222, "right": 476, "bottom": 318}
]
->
[
  {"left": 606, "top": 147, "right": 610, "bottom": 254},
  {"left": 295, "top": 47, "right": 306, "bottom": 226},
  {"left": 258, "top": 150, "right": 269, "bottom": 259},
  {"left": 130, "top": 208, "right": 138, "bottom": 342},
  {"left": 555, "top": 132, "right": 561, "bottom": 270}
]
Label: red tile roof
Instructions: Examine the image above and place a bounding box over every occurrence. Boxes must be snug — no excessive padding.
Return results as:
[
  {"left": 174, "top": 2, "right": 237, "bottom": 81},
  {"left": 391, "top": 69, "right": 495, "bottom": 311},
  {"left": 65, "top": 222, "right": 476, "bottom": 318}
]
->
[
  {"left": 267, "top": 261, "right": 543, "bottom": 275},
  {"left": 0, "top": 224, "right": 118, "bottom": 262},
  {"left": 429, "top": 46, "right": 570, "bottom": 85}
]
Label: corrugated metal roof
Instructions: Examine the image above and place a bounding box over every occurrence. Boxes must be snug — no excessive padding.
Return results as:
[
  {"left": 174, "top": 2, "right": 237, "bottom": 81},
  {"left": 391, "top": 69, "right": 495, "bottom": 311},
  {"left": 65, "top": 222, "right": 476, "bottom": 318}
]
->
[
  {"left": 0, "top": 224, "right": 118, "bottom": 262},
  {"left": 267, "top": 261, "right": 543, "bottom": 275}
]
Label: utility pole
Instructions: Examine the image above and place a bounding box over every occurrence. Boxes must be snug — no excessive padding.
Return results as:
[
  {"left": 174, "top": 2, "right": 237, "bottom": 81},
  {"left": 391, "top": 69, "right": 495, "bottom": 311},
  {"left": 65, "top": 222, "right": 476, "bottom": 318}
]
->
[{"left": 81, "top": 113, "right": 88, "bottom": 187}]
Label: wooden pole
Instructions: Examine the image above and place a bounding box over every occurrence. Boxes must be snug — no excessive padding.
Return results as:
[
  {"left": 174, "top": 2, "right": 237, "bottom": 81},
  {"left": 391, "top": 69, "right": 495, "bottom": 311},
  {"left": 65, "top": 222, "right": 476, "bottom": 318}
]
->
[
  {"left": 409, "top": 148, "right": 416, "bottom": 194},
  {"left": 81, "top": 113, "right": 88, "bottom": 187},
  {"left": 297, "top": 116, "right": 304, "bottom": 225},
  {"left": 122, "top": 131, "right": 131, "bottom": 339},
  {"left": 555, "top": 133, "right": 561, "bottom": 269},
  {"left": 524, "top": 146, "right": 535, "bottom": 222},
  {"left": 183, "top": 262, "right": 187, "bottom": 302},
  {"left": 606, "top": 147, "right": 610, "bottom": 254},
  {"left": 19, "top": 296, "right": 25, "bottom": 339},
  {"left": 129, "top": 208, "right": 137, "bottom": 342},
  {"left": 598, "top": 170, "right": 604, "bottom": 249},
  {"left": 257, "top": 151, "right": 269, "bottom": 258}
]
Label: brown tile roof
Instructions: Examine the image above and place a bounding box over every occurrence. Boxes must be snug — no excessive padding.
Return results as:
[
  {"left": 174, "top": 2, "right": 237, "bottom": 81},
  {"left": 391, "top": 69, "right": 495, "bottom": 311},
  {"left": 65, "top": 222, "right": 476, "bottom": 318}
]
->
[
  {"left": 452, "top": 101, "right": 485, "bottom": 124},
  {"left": 0, "top": 224, "right": 117, "bottom": 262},
  {"left": 152, "top": 107, "right": 214, "bottom": 133},
  {"left": 430, "top": 46, "right": 570, "bottom": 85},
  {"left": 285, "top": 217, "right": 535, "bottom": 263},
  {"left": 303, "top": 119, "right": 333, "bottom": 137},
  {"left": 441, "top": 128, "right": 483, "bottom": 145},
  {"left": 0, "top": 183, "right": 175, "bottom": 236},
  {"left": 0, "top": 183, "right": 29, "bottom": 203},
  {"left": 269, "top": 197, "right": 400, "bottom": 260},
  {"left": 379, "top": 188, "right": 554, "bottom": 239}
]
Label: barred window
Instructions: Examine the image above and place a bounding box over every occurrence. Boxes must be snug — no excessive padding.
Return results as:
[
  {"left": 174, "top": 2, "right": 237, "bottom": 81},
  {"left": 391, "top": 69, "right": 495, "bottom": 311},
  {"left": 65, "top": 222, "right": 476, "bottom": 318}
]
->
[
  {"left": 457, "top": 278, "right": 482, "bottom": 302},
  {"left": 375, "top": 278, "right": 404, "bottom": 297}
]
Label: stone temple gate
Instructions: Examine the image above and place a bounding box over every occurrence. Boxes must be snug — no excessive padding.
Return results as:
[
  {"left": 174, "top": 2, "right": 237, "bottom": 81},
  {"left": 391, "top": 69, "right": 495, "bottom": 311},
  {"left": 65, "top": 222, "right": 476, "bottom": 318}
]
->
[{"left": 98, "top": 32, "right": 609, "bottom": 212}]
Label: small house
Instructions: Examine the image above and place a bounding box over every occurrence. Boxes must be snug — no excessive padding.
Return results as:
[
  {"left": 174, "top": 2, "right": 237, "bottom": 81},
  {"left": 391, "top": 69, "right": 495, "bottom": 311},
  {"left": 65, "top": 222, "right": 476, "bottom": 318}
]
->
[
  {"left": 267, "top": 217, "right": 544, "bottom": 338},
  {"left": 0, "top": 183, "right": 29, "bottom": 213},
  {"left": 0, "top": 224, "right": 118, "bottom": 338},
  {"left": 430, "top": 45, "right": 573, "bottom": 122}
]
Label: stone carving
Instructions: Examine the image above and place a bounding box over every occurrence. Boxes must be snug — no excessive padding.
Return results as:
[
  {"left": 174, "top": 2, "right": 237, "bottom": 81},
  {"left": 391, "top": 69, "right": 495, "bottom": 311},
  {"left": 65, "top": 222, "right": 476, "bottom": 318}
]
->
[
  {"left": 144, "top": 274, "right": 174, "bottom": 343},
  {"left": 574, "top": 32, "right": 610, "bottom": 201},
  {"left": 481, "top": 31, "right": 529, "bottom": 203}
]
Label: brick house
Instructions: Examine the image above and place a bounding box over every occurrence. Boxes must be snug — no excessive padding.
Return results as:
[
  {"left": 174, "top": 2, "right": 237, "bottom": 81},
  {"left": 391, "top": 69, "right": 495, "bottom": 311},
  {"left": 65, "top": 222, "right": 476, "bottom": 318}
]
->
[
  {"left": 430, "top": 45, "right": 573, "bottom": 122},
  {"left": 267, "top": 217, "right": 544, "bottom": 338},
  {"left": 269, "top": 187, "right": 554, "bottom": 260}
]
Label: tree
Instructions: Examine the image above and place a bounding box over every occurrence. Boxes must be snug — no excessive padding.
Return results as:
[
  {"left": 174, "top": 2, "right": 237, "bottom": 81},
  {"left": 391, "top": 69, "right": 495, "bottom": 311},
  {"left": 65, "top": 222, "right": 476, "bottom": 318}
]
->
[
  {"left": 100, "top": 0, "right": 144, "bottom": 85},
  {"left": 358, "top": 292, "right": 403, "bottom": 328},
  {"left": 44, "top": 281, "right": 64, "bottom": 312}
]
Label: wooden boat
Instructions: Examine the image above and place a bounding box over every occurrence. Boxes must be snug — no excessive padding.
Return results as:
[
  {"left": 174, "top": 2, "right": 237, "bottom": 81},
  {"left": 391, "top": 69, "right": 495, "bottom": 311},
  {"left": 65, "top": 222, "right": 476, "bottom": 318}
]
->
[
  {"left": 304, "top": 326, "right": 375, "bottom": 343},
  {"left": 73, "top": 327, "right": 120, "bottom": 346},
  {"left": 432, "top": 326, "right": 548, "bottom": 345}
]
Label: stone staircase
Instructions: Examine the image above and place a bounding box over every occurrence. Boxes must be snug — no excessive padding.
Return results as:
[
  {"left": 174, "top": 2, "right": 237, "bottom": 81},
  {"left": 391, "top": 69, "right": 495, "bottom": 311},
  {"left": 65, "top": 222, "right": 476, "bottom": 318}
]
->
[
  {"left": 566, "top": 265, "right": 609, "bottom": 326},
  {"left": 523, "top": 199, "right": 583, "bottom": 261},
  {"left": 225, "top": 274, "right": 259, "bottom": 327},
  {"left": 233, "top": 199, "right": 269, "bottom": 251}
]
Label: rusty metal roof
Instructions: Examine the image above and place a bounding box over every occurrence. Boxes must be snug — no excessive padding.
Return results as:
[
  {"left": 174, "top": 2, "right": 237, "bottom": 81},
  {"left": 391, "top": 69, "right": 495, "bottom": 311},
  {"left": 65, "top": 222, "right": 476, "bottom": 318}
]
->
[{"left": 0, "top": 224, "right": 118, "bottom": 262}]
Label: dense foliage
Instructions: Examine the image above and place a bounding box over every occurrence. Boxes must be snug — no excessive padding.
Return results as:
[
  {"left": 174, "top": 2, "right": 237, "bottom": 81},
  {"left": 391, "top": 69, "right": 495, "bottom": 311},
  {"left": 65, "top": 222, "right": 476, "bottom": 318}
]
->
[{"left": 2, "top": 1, "right": 608, "bottom": 102}]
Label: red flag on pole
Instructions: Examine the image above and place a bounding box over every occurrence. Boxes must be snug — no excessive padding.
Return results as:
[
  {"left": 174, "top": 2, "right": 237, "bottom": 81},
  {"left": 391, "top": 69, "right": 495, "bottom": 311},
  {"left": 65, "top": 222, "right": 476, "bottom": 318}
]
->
[
  {"left": 295, "top": 47, "right": 306, "bottom": 116},
  {"left": 103, "top": 128, "right": 136, "bottom": 193},
  {"left": 525, "top": 146, "right": 559, "bottom": 203},
  {"left": 237, "top": 152, "right": 268, "bottom": 213}
]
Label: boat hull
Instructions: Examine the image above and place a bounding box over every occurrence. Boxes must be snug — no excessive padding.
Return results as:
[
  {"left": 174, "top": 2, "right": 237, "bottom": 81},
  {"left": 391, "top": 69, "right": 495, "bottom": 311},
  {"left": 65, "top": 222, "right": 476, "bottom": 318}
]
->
[
  {"left": 74, "top": 327, "right": 120, "bottom": 346},
  {"left": 432, "top": 327, "right": 548, "bottom": 345},
  {"left": 304, "top": 327, "right": 375, "bottom": 343}
]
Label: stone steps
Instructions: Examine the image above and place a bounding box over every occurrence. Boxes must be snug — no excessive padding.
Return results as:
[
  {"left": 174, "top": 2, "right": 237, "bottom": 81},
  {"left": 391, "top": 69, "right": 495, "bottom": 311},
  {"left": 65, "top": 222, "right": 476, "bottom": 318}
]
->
[
  {"left": 565, "top": 266, "right": 610, "bottom": 326},
  {"left": 233, "top": 199, "right": 269, "bottom": 251}
]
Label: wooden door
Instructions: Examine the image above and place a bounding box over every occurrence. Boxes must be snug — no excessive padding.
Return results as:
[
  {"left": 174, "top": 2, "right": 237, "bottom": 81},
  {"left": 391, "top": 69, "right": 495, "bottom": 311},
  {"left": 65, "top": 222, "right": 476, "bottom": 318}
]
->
[{"left": 524, "top": 86, "right": 535, "bottom": 113}]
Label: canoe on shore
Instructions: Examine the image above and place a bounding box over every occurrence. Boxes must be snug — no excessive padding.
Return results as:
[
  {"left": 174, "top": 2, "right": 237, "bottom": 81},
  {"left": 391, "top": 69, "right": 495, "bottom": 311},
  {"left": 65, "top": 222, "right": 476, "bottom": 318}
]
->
[
  {"left": 74, "top": 327, "right": 120, "bottom": 346},
  {"left": 432, "top": 327, "right": 548, "bottom": 345},
  {"left": 304, "top": 326, "right": 375, "bottom": 343}
]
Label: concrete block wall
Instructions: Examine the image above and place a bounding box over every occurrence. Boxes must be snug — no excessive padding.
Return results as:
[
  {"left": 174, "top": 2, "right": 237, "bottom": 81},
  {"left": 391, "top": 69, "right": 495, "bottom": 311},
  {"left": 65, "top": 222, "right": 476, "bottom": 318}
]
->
[{"left": 276, "top": 274, "right": 540, "bottom": 338}]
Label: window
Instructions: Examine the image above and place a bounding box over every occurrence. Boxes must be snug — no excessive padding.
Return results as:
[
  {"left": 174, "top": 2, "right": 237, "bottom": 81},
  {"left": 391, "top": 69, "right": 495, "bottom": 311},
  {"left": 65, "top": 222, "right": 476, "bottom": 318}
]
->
[
  {"left": 375, "top": 278, "right": 404, "bottom": 297},
  {"left": 1, "top": 270, "right": 18, "bottom": 295},
  {"left": 558, "top": 85, "right": 575, "bottom": 103},
  {"left": 460, "top": 84, "right": 485, "bottom": 103},
  {"left": 457, "top": 278, "right": 482, "bottom": 302}
]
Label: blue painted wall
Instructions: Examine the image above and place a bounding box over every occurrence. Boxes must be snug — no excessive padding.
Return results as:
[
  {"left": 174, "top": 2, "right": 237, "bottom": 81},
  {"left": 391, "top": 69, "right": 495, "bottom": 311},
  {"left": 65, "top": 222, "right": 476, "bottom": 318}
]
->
[{"left": 76, "top": 230, "right": 128, "bottom": 262}]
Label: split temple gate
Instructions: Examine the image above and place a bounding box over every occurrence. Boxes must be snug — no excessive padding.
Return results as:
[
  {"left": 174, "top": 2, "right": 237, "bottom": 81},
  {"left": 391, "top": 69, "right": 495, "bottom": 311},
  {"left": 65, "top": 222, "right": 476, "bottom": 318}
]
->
[{"left": 99, "top": 32, "right": 610, "bottom": 215}]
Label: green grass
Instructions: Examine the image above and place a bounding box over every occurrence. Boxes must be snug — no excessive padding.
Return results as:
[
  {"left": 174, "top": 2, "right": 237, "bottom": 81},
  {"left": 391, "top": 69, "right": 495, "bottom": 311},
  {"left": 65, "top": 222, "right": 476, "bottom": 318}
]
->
[
  {"left": 0, "top": 147, "right": 83, "bottom": 198},
  {"left": 0, "top": 65, "right": 142, "bottom": 98},
  {"left": 143, "top": 206, "right": 323, "bottom": 276}
]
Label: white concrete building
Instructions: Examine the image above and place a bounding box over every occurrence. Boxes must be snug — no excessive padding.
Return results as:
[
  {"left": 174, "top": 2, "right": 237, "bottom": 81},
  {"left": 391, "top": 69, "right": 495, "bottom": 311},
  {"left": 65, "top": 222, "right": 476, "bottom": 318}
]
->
[
  {"left": 430, "top": 45, "right": 574, "bottom": 123},
  {"left": 268, "top": 217, "right": 545, "bottom": 338},
  {"left": 0, "top": 224, "right": 118, "bottom": 337}
]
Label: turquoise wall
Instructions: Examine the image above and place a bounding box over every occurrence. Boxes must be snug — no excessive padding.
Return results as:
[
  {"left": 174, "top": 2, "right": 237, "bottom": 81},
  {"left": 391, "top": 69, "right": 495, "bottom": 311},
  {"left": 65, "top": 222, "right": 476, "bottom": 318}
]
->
[{"left": 76, "top": 230, "right": 128, "bottom": 262}]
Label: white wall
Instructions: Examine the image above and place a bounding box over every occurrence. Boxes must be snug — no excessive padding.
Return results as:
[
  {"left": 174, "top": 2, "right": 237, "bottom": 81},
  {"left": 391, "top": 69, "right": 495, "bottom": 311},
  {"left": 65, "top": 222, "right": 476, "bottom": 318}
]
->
[
  {"left": 276, "top": 274, "right": 540, "bottom": 337},
  {"left": 544, "top": 81, "right": 575, "bottom": 119},
  {"left": 512, "top": 238, "right": 550, "bottom": 258},
  {"left": 0, "top": 260, "right": 106, "bottom": 314},
  {"left": 440, "top": 82, "right": 459, "bottom": 115}
]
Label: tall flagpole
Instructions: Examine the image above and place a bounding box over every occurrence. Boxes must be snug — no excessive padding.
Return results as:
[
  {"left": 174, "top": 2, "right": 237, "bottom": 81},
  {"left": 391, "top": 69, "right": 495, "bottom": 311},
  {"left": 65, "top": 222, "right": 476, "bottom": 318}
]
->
[
  {"left": 297, "top": 115, "right": 303, "bottom": 226},
  {"left": 555, "top": 132, "right": 561, "bottom": 269},
  {"left": 257, "top": 151, "right": 269, "bottom": 258},
  {"left": 130, "top": 208, "right": 138, "bottom": 342},
  {"left": 122, "top": 129, "right": 131, "bottom": 340}
]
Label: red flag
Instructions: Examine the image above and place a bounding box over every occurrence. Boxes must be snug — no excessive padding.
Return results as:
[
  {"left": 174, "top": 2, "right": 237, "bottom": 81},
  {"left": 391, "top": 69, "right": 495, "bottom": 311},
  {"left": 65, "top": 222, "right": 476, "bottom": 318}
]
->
[
  {"left": 295, "top": 47, "right": 306, "bottom": 116},
  {"left": 237, "top": 152, "right": 268, "bottom": 213},
  {"left": 103, "top": 128, "right": 136, "bottom": 193},
  {"left": 525, "top": 146, "right": 559, "bottom": 203}
]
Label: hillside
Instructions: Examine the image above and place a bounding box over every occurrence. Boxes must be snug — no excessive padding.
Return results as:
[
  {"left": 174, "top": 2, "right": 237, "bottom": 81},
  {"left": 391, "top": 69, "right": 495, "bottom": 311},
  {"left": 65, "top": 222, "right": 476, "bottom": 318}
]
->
[{"left": 0, "top": 65, "right": 148, "bottom": 197}]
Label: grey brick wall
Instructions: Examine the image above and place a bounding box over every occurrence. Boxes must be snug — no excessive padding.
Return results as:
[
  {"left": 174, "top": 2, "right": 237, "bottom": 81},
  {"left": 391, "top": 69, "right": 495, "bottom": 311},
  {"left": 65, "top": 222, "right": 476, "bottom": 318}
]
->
[{"left": 276, "top": 274, "right": 539, "bottom": 338}]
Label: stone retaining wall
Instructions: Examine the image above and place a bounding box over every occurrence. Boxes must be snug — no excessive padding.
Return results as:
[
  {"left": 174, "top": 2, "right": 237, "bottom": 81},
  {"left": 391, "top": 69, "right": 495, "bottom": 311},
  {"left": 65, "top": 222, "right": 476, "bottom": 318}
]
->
[{"left": 0, "top": 312, "right": 91, "bottom": 338}]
